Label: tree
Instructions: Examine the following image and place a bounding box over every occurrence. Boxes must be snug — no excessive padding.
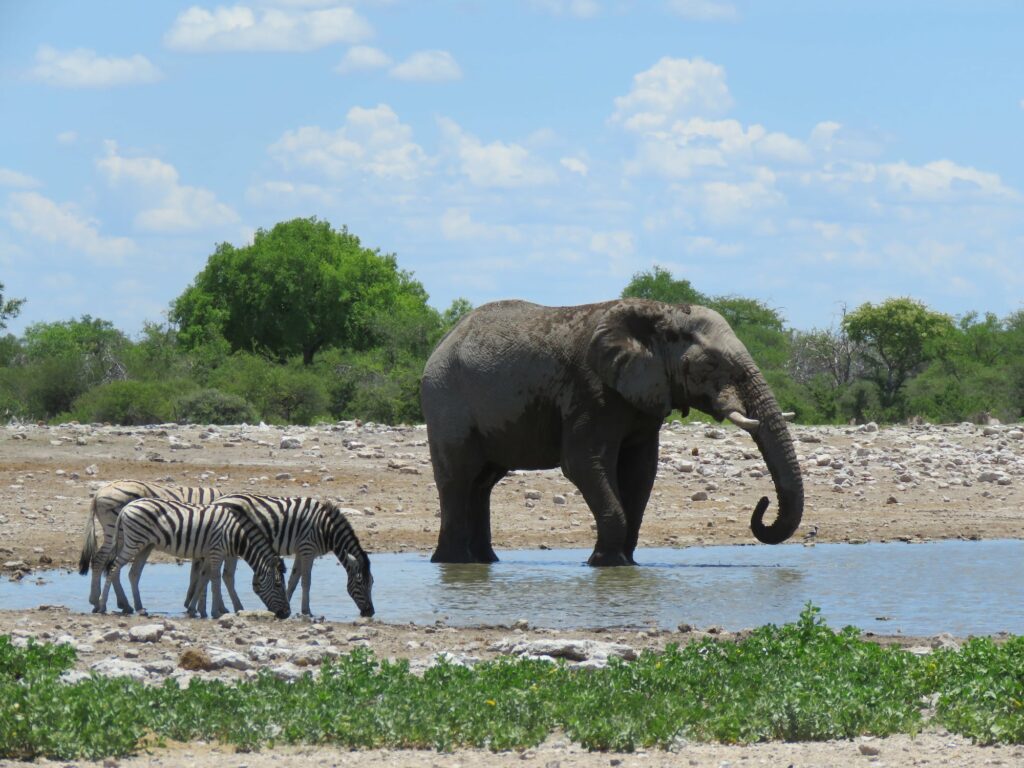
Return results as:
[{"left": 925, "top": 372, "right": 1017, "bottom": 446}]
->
[
  {"left": 172, "top": 218, "right": 435, "bottom": 365},
  {"left": 842, "top": 298, "right": 955, "bottom": 411},
  {"left": 0, "top": 282, "right": 24, "bottom": 331},
  {"left": 622, "top": 266, "right": 708, "bottom": 305}
]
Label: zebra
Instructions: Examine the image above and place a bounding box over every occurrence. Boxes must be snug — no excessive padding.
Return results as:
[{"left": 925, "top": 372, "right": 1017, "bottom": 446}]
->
[
  {"left": 187, "top": 494, "right": 374, "bottom": 618},
  {"left": 79, "top": 480, "right": 221, "bottom": 612},
  {"left": 98, "top": 497, "right": 290, "bottom": 620}
]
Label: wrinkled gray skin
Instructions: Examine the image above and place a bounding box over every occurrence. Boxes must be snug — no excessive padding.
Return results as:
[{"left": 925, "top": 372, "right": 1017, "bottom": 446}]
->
[{"left": 421, "top": 299, "right": 804, "bottom": 567}]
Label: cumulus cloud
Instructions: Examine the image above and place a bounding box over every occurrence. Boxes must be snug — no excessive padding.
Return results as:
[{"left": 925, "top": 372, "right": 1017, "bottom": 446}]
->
[
  {"left": 335, "top": 45, "right": 392, "bottom": 73},
  {"left": 165, "top": 4, "right": 372, "bottom": 52},
  {"left": 440, "top": 209, "right": 522, "bottom": 242},
  {"left": 589, "top": 229, "right": 637, "bottom": 276},
  {"left": 612, "top": 57, "right": 732, "bottom": 131},
  {"left": 439, "top": 117, "right": 557, "bottom": 188},
  {"left": 270, "top": 104, "right": 430, "bottom": 181},
  {"left": 701, "top": 169, "right": 784, "bottom": 227},
  {"left": 880, "top": 160, "right": 1016, "bottom": 201},
  {"left": 5, "top": 191, "right": 135, "bottom": 264},
  {"left": 30, "top": 46, "right": 162, "bottom": 88},
  {"left": 390, "top": 50, "right": 462, "bottom": 82},
  {"left": 96, "top": 141, "right": 239, "bottom": 232},
  {"left": 245, "top": 180, "right": 336, "bottom": 206},
  {"left": 0, "top": 168, "right": 42, "bottom": 189},
  {"left": 666, "top": 0, "right": 738, "bottom": 20},
  {"left": 628, "top": 117, "right": 811, "bottom": 178}
]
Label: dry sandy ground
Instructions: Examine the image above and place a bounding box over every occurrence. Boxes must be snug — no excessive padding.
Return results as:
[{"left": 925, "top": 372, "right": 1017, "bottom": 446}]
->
[{"left": 2, "top": 418, "right": 1023, "bottom": 767}]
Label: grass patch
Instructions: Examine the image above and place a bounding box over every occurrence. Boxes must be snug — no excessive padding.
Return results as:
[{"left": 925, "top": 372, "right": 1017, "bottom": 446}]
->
[{"left": 2, "top": 606, "right": 1022, "bottom": 759}]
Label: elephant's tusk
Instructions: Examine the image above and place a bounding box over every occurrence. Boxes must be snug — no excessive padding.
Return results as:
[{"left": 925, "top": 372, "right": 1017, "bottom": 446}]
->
[
  {"left": 782, "top": 412, "right": 796, "bottom": 421},
  {"left": 727, "top": 411, "right": 760, "bottom": 431}
]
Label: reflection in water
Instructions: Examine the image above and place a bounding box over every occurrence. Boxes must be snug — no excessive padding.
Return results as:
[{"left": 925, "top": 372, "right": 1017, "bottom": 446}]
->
[{"left": 2, "top": 541, "right": 1024, "bottom": 635}]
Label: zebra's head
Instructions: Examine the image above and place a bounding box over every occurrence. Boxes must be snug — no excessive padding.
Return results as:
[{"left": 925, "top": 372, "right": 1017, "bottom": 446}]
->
[
  {"left": 343, "top": 551, "right": 374, "bottom": 617},
  {"left": 253, "top": 556, "right": 290, "bottom": 619}
]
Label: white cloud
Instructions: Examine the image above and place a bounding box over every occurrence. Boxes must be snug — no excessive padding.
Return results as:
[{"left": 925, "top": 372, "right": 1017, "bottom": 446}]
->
[
  {"left": 880, "top": 159, "right": 1016, "bottom": 201},
  {"left": 666, "top": 0, "right": 738, "bottom": 21},
  {"left": 56, "top": 130, "right": 78, "bottom": 146},
  {"left": 701, "top": 169, "right": 784, "bottom": 226},
  {"left": 612, "top": 57, "right": 732, "bottom": 131},
  {"left": 529, "top": 0, "right": 600, "bottom": 18},
  {"left": 270, "top": 104, "right": 430, "bottom": 181},
  {"left": 560, "top": 157, "right": 589, "bottom": 176},
  {"left": 390, "top": 50, "right": 462, "bottom": 82},
  {"left": 96, "top": 142, "right": 239, "bottom": 232},
  {"left": 626, "top": 118, "right": 810, "bottom": 179},
  {"left": 440, "top": 209, "right": 522, "bottom": 242},
  {"left": 336, "top": 45, "right": 392, "bottom": 73},
  {"left": 30, "top": 46, "right": 162, "bottom": 88},
  {"left": 165, "top": 5, "right": 372, "bottom": 52},
  {"left": 6, "top": 192, "right": 135, "bottom": 264},
  {"left": 0, "top": 168, "right": 42, "bottom": 189},
  {"left": 439, "top": 118, "right": 557, "bottom": 188}
]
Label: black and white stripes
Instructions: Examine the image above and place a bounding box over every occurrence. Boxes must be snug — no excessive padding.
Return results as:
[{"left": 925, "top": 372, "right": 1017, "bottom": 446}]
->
[
  {"left": 98, "top": 497, "right": 290, "bottom": 619},
  {"left": 79, "top": 480, "right": 222, "bottom": 612},
  {"left": 209, "top": 494, "right": 374, "bottom": 617}
]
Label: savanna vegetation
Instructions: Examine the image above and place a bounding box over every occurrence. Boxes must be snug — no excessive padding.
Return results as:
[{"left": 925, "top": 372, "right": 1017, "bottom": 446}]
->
[
  {"left": 2, "top": 606, "right": 1023, "bottom": 760},
  {"left": 1, "top": 220, "right": 1022, "bottom": 426}
]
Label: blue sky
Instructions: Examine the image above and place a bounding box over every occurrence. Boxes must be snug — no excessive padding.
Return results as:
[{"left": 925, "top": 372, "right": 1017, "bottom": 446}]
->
[{"left": 1, "top": 0, "right": 1022, "bottom": 337}]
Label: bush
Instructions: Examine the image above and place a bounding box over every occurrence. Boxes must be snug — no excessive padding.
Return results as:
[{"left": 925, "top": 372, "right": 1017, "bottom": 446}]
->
[
  {"left": 175, "top": 388, "right": 256, "bottom": 425},
  {"left": 209, "top": 353, "right": 329, "bottom": 425},
  {"left": 68, "top": 380, "right": 178, "bottom": 425}
]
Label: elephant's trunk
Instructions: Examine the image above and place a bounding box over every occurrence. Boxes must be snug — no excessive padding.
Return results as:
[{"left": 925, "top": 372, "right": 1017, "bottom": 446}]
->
[{"left": 738, "top": 366, "right": 804, "bottom": 544}]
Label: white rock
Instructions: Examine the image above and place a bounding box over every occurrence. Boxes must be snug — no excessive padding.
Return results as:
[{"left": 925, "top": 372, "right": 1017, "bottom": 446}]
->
[
  {"left": 90, "top": 658, "right": 150, "bottom": 682},
  {"left": 491, "top": 638, "right": 637, "bottom": 667},
  {"left": 269, "top": 662, "right": 307, "bottom": 681},
  {"left": 207, "top": 647, "right": 254, "bottom": 671},
  {"left": 129, "top": 624, "right": 164, "bottom": 643}
]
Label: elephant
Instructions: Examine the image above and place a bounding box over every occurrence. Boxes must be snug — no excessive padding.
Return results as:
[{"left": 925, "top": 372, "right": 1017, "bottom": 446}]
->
[{"left": 420, "top": 298, "right": 804, "bottom": 567}]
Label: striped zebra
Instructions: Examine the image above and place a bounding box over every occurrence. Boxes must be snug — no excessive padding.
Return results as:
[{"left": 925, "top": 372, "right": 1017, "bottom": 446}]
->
[
  {"left": 79, "top": 480, "right": 222, "bottom": 612},
  {"left": 98, "top": 497, "right": 290, "bottom": 619},
  {"left": 189, "top": 494, "right": 374, "bottom": 618}
]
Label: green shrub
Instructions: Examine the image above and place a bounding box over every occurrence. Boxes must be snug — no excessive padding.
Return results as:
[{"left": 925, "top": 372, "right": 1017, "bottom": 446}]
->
[
  {"left": 175, "top": 388, "right": 256, "bottom": 425},
  {"left": 68, "top": 380, "right": 178, "bottom": 425}
]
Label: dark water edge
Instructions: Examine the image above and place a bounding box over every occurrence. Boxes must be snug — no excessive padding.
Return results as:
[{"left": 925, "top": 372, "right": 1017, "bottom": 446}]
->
[{"left": 3, "top": 540, "right": 1023, "bottom": 636}]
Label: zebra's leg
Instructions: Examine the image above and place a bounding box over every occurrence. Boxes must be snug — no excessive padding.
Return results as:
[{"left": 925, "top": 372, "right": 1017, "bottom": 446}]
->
[
  {"left": 190, "top": 562, "right": 211, "bottom": 619},
  {"left": 300, "top": 558, "right": 314, "bottom": 616},
  {"left": 222, "top": 556, "right": 244, "bottom": 613},
  {"left": 185, "top": 559, "right": 202, "bottom": 616},
  {"left": 99, "top": 553, "right": 131, "bottom": 615},
  {"left": 127, "top": 544, "right": 154, "bottom": 615},
  {"left": 208, "top": 556, "right": 228, "bottom": 619},
  {"left": 88, "top": 514, "right": 117, "bottom": 611},
  {"left": 93, "top": 514, "right": 124, "bottom": 611},
  {"left": 286, "top": 556, "right": 302, "bottom": 601}
]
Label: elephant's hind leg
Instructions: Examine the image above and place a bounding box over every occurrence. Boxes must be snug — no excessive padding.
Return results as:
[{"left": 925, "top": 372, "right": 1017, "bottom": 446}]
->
[
  {"left": 617, "top": 433, "right": 659, "bottom": 564},
  {"left": 468, "top": 464, "right": 505, "bottom": 563},
  {"left": 563, "top": 444, "right": 631, "bottom": 567}
]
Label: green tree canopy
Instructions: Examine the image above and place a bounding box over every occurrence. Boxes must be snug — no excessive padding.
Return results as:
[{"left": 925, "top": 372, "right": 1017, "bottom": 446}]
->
[
  {"left": 0, "top": 282, "right": 24, "bottom": 331},
  {"left": 171, "top": 218, "right": 436, "bottom": 365},
  {"left": 842, "top": 298, "right": 955, "bottom": 409},
  {"left": 622, "top": 266, "right": 709, "bottom": 305}
]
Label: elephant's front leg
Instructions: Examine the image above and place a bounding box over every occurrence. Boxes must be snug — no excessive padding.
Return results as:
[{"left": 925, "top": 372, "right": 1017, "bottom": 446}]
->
[
  {"left": 563, "top": 444, "right": 631, "bottom": 567},
  {"left": 618, "top": 433, "right": 660, "bottom": 564}
]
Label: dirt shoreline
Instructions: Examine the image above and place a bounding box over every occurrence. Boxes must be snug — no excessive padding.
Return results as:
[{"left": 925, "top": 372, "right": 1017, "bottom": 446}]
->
[{"left": 2, "top": 419, "right": 1023, "bottom": 767}]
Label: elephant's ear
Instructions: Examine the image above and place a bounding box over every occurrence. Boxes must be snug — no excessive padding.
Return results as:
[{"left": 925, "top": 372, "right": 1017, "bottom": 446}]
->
[{"left": 589, "top": 302, "right": 672, "bottom": 416}]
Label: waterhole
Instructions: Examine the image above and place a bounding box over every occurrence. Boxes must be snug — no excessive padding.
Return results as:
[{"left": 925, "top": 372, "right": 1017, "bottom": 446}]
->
[{"left": 3, "top": 540, "right": 1023, "bottom": 636}]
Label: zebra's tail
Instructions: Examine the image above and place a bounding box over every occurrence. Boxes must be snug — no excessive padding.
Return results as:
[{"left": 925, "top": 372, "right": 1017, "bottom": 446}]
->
[{"left": 78, "top": 495, "right": 99, "bottom": 575}]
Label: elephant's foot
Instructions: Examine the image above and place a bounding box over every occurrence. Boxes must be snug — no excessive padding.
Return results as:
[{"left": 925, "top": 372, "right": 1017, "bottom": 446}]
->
[
  {"left": 431, "top": 536, "right": 487, "bottom": 563},
  {"left": 471, "top": 544, "right": 499, "bottom": 564},
  {"left": 587, "top": 549, "right": 633, "bottom": 567}
]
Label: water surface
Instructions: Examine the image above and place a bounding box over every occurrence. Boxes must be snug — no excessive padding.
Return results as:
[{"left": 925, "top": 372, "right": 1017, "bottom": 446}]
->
[{"left": 4, "top": 540, "right": 1022, "bottom": 636}]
